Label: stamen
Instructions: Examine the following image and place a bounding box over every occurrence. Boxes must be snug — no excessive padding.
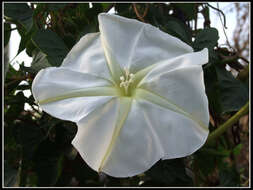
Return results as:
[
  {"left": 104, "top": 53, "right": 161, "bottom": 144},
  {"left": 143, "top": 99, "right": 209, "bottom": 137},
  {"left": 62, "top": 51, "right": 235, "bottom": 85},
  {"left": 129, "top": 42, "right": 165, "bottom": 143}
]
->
[
  {"left": 119, "top": 68, "right": 135, "bottom": 95},
  {"left": 120, "top": 76, "right": 125, "bottom": 81}
]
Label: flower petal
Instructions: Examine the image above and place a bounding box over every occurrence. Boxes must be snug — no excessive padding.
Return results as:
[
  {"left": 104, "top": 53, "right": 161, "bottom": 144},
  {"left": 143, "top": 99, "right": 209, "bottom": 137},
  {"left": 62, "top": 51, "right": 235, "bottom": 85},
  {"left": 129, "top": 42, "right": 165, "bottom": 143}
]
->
[
  {"left": 61, "top": 32, "right": 113, "bottom": 83},
  {"left": 100, "top": 99, "right": 163, "bottom": 177},
  {"left": 72, "top": 97, "right": 163, "bottom": 177},
  {"left": 32, "top": 67, "right": 118, "bottom": 122},
  {"left": 72, "top": 97, "right": 131, "bottom": 172},
  {"left": 138, "top": 64, "right": 209, "bottom": 127},
  {"left": 136, "top": 48, "right": 208, "bottom": 82},
  {"left": 99, "top": 98, "right": 208, "bottom": 177},
  {"left": 98, "top": 13, "right": 193, "bottom": 74},
  {"left": 131, "top": 48, "right": 208, "bottom": 90}
]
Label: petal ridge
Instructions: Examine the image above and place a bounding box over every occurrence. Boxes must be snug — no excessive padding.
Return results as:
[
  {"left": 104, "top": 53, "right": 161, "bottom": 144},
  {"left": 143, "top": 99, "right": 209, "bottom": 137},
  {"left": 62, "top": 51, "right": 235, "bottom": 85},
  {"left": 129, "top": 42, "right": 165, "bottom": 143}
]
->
[
  {"left": 141, "top": 107, "right": 165, "bottom": 156},
  {"left": 98, "top": 97, "right": 133, "bottom": 171},
  {"left": 127, "top": 25, "right": 146, "bottom": 70},
  {"left": 38, "top": 86, "right": 119, "bottom": 105},
  {"left": 135, "top": 88, "right": 209, "bottom": 133},
  {"left": 72, "top": 97, "right": 119, "bottom": 171},
  {"left": 98, "top": 13, "right": 194, "bottom": 74},
  {"left": 61, "top": 32, "right": 113, "bottom": 82}
]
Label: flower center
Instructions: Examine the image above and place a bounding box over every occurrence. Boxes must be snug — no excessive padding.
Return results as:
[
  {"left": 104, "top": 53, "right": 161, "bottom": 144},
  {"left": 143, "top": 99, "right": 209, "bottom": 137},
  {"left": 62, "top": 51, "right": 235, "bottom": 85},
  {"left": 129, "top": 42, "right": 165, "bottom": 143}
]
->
[{"left": 119, "top": 68, "right": 135, "bottom": 96}]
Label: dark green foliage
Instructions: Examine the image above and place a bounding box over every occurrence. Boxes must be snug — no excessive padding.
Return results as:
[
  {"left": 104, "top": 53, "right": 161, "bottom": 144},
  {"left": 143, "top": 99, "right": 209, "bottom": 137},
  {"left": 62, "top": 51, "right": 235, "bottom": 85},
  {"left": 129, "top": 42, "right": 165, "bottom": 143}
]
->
[
  {"left": 219, "top": 164, "right": 241, "bottom": 187},
  {"left": 193, "top": 27, "right": 219, "bottom": 51},
  {"left": 164, "top": 17, "right": 192, "bottom": 45},
  {"left": 204, "top": 64, "right": 249, "bottom": 115},
  {"left": 32, "top": 29, "right": 69, "bottom": 66},
  {"left": 145, "top": 159, "right": 193, "bottom": 186},
  {"left": 34, "top": 139, "right": 64, "bottom": 186},
  {"left": 4, "top": 23, "right": 11, "bottom": 46},
  {"left": 4, "top": 2, "right": 249, "bottom": 187},
  {"left": 4, "top": 3, "right": 33, "bottom": 31},
  {"left": 4, "top": 161, "right": 20, "bottom": 187},
  {"left": 172, "top": 3, "right": 198, "bottom": 21},
  {"left": 29, "top": 51, "right": 52, "bottom": 73},
  {"left": 193, "top": 27, "right": 219, "bottom": 65},
  {"left": 46, "top": 3, "right": 67, "bottom": 11},
  {"left": 215, "top": 66, "right": 249, "bottom": 113}
]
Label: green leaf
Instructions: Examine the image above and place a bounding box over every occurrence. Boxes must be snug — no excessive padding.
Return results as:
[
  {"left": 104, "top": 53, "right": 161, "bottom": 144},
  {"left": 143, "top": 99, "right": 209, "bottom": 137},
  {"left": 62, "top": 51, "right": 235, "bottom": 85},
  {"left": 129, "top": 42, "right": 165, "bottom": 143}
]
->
[
  {"left": 193, "top": 27, "right": 219, "bottom": 51},
  {"left": 17, "top": 28, "right": 31, "bottom": 55},
  {"left": 29, "top": 50, "right": 52, "bottom": 73},
  {"left": 215, "top": 66, "right": 249, "bottom": 113},
  {"left": 4, "top": 23, "right": 11, "bottom": 47},
  {"left": 203, "top": 64, "right": 222, "bottom": 114},
  {"left": 32, "top": 29, "right": 69, "bottom": 66},
  {"left": 15, "top": 18, "right": 37, "bottom": 56},
  {"left": 4, "top": 3, "right": 33, "bottom": 31},
  {"left": 26, "top": 39, "right": 38, "bottom": 57},
  {"left": 145, "top": 159, "right": 193, "bottom": 186},
  {"left": 164, "top": 17, "right": 192, "bottom": 45},
  {"left": 173, "top": 3, "right": 198, "bottom": 21},
  {"left": 204, "top": 64, "right": 248, "bottom": 115},
  {"left": 232, "top": 144, "right": 243, "bottom": 156}
]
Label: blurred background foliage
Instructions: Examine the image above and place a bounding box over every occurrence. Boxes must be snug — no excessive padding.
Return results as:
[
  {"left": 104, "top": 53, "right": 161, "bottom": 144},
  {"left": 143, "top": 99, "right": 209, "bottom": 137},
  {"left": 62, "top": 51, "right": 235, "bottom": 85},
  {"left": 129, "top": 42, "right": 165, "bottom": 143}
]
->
[{"left": 3, "top": 2, "right": 249, "bottom": 187}]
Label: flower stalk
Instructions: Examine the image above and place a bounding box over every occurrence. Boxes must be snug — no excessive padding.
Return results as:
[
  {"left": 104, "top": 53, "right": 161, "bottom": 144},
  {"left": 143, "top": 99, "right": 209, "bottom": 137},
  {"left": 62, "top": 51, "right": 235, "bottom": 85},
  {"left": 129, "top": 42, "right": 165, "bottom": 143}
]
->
[{"left": 206, "top": 101, "right": 249, "bottom": 144}]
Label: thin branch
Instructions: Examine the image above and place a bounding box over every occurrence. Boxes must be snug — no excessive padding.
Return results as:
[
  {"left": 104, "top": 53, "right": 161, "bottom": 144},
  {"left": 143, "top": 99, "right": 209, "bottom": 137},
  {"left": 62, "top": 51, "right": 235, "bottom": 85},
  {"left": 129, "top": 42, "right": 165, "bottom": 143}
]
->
[
  {"left": 30, "top": 3, "right": 35, "bottom": 10},
  {"left": 133, "top": 3, "right": 149, "bottom": 23},
  {"left": 220, "top": 54, "right": 239, "bottom": 64},
  {"left": 4, "top": 77, "right": 27, "bottom": 87},
  {"left": 217, "top": 3, "right": 235, "bottom": 51},
  {"left": 4, "top": 27, "right": 18, "bottom": 32},
  {"left": 238, "top": 56, "right": 249, "bottom": 64},
  {"left": 219, "top": 54, "right": 249, "bottom": 70},
  {"left": 207, "top": 3, "right": 227, "bottom": 28}
]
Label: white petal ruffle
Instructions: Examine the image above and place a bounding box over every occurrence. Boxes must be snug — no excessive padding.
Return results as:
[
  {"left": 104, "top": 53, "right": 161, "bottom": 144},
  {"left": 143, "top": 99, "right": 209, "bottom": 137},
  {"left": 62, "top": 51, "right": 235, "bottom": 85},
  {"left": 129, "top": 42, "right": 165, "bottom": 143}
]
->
[
  {"left": 138, "top": 49, "right": 209, "bottom": 126},
  {"left": 61, "top": 32, "right": 113, "bottom": 82},
  {"left": 72, "top": 97, "right": 208, "bottom": 177},
  {"left": 98, "top": 13, "right": 193, "bottom": 75},
  {"left": 32, "top": 67, "right": 117, "bottom": 122}
]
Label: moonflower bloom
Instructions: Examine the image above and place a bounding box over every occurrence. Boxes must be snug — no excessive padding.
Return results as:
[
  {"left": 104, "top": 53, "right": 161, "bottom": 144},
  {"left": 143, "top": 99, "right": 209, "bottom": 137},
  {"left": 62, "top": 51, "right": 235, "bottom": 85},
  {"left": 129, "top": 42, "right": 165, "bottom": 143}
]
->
[{"left": 32, "top": 13, "right": 209, "bottom": 177}]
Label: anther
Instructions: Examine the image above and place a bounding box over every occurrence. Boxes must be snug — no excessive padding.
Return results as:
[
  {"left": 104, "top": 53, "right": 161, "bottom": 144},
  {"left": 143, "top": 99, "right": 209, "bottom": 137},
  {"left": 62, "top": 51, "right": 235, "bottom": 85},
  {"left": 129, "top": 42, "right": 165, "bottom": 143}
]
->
[
  {"left": 120, "top": 76, "right": 125, "bottom": 81},
  {"left": 119, "top": 68, "right": 135, "bottom": 95}
]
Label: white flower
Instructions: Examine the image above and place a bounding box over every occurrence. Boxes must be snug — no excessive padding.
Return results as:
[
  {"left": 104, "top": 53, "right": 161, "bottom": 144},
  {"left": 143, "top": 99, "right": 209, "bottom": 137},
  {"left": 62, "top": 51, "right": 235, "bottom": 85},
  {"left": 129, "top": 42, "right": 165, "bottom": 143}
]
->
[{"left": 32, "top": 13, "right": 209, "bottom": 177}]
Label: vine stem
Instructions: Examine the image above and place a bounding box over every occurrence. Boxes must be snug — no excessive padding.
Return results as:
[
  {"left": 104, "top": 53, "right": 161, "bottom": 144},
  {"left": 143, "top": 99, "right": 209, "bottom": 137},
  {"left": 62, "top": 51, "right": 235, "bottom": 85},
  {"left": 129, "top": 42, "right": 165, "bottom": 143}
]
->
[
  {"left": 237, "top": 64, "right": 249, "bottom": 81},
  {"left": 132, "top": 3, "right": 149, "bottom": 23},
  {"left": 206, "top": 101, "right": 249, "bottom": 144}
]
